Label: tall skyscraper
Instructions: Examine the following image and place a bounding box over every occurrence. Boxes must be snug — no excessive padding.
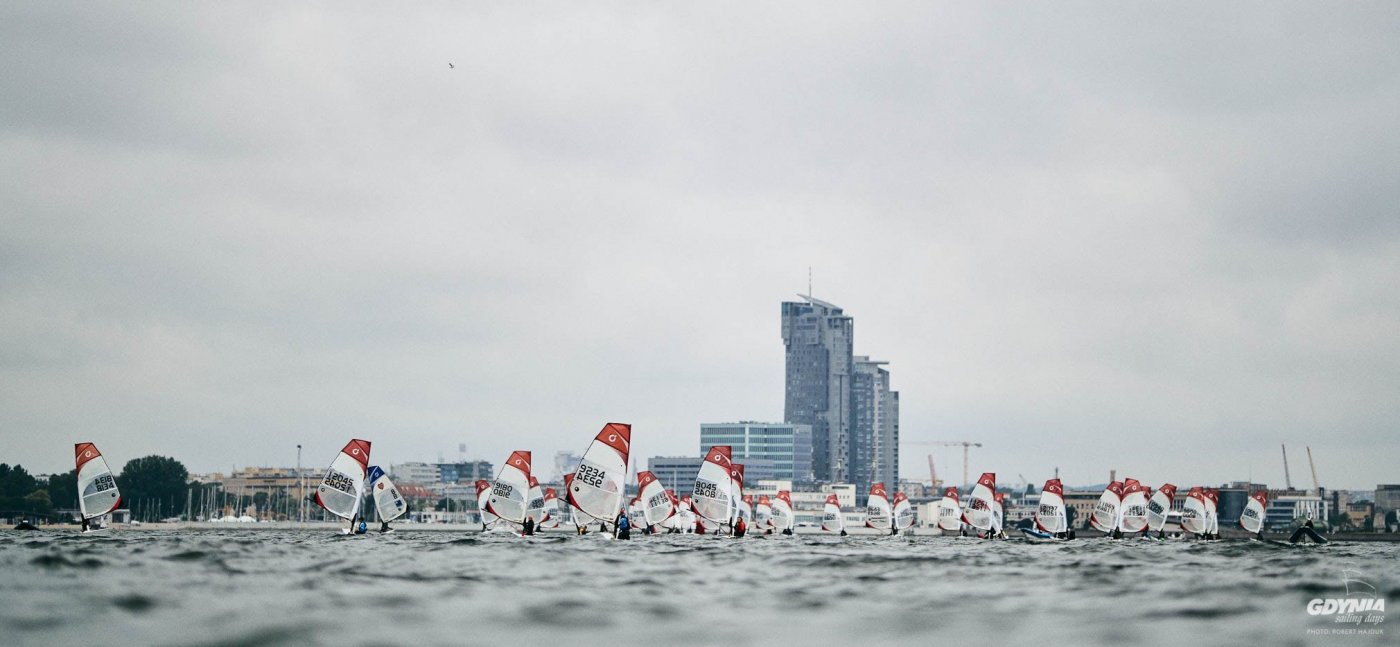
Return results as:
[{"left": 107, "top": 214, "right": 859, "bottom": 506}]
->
[
  {"left": 852, "top": 356, "right": 899, "bottom": 492},
  {"left": 782, "top": 295, "right": 854, "bottom": 483}
]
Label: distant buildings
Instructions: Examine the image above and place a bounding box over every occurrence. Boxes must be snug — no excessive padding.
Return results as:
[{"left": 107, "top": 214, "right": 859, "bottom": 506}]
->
[
  {"left": 781, "top": 294, "right": 899, "bottom": 499},
  {"left": 1375, "top": 484, "right": 1400, "bottom": 530},
  {"left": 647, "top": 456, "right": 703, "bottom": 498},
  {"left": 699, "top": 422, "right": 813, "bottom": 482},
  {"left": 389, "top": 461, "right": 493, "bottom": 485}
]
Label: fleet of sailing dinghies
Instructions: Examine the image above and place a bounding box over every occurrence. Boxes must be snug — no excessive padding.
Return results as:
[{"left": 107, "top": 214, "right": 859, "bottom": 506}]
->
[
  {"left": 569, "top": 423, "right": 631, "bottom": 523},
  {"left": 772, "top": 491, "right": 795, "bottom": 532},
  {"left": 475, "top": 480, "right": 496, "bottom": 528},
  {"left": 1089, "top": 480, "right": 1124, "bottom": 533},
  {"left": 1035, "top": 479, "right": 1067, "bottom": 534},
  {"left": 937, "top": 487, "right": 962, "bottom": 531},
  {"left": 1239, "top": 490, "right": 1268, "bottom": 534},
  {"left": 316, "top": 439, "right": 371, "bottom": 524},
  {"left": 1118, "top": 478, "right": 1149, "bottom": 534},
  {"left": 487, "top": 450, "right": 531, "bottom": 525},
  {"left": 692, "top": 446, "right": 733, "bottom": 523},
  {"left": 637, "top": 471, "right": 675, "bottom": 528},
  {"left": 821, "top": 494, "right": 844, "bottom": 533},
  {"left": 368, "top": 466, "right": 407, "bottom": 525},
  {"left": 892, "top": 492, "right": 914, "bottom": 531},
  {"left": 865, "top": 483, "right": 892, "bottom": 530},
  {"left": 1146, "top": 483, "right": 1176, "bottom": 532},
  {"left": 75, "top": 443, "right": 121, "bottom": 529},
  {"left": 962, "top": 473, "right": 996, "bottom": 531},
  {"left": 1180, "top": 487, "right": 1209, "bottom": 534}
]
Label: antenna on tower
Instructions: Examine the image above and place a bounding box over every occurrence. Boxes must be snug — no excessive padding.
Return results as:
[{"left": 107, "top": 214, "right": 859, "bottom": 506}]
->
[{"left": 808, "top": 266, "right": 813, "bottom": 297}]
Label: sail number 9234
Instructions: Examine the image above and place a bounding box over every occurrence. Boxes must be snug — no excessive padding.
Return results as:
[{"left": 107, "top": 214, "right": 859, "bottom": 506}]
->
[{"left": 577, "top": 464, "right": 607, "bottom": 488}]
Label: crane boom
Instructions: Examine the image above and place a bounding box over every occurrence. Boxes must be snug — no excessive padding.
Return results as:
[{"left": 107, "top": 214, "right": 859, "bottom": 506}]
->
[
  {"left": 1306, "top": 447, "right": 1320, "bottom": 496},
  {"left": 1282, "top": 444, "right": 1293, "bottom": 490}
]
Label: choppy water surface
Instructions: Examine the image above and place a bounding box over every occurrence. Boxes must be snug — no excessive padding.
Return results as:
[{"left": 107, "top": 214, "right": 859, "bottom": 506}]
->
[{"left": 1, "top": 530, "right": 1394, "bottom": 646}]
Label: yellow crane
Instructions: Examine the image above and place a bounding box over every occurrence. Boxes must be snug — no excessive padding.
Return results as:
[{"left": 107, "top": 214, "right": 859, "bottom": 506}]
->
[{"left": 907, "top": 441, "right": 983, "bottom": 488}]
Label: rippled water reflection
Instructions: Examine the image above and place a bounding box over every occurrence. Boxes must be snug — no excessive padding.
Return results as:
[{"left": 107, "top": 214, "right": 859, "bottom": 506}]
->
[{"left": 1, "top": 530, "right": 1394, "bottom": 646}]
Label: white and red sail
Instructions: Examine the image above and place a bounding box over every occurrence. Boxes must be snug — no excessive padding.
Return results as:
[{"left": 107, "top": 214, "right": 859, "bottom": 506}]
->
[
  {"left": 1180, "top": 486, "right": 1209, "bottom": 535},
  {"left": 637, "top": 470, "right": 675, "bottom": 528},
  {"left": 1146, "top": 483, "right": 1176, "bottom": 532},
  {"left": 1204, "top": 488, "right": 1220, "bottom": 535},
  {"left": 692, "top": 446, "right": 733, "bottom": 523},
  {"left": 1089, "top": 480, "right": 1124, "bottom": 533},
  {"left": 865, "top": 482, "right": 892, "bottom": 530},
  {"left": 1239, "top": 490, "right": 1268, "bottom": 534},
  {"left": 678, "top": 495, "right": 697, "bottom": 532},
  {"left": 475, "top": 479, "right": 496, "bottom": 526},
  {"left": 1036, "top": 479, "right": 1067, "bottom": 534},
  {"left": 937, "top": 487, "right": 962, "bottom": 531},
  {"left": 962, "top": 473, "right": 996, "bottom": 531},
  {"left": 525, "top": 476, "right": 546, "bottom": 526},
  {"left": 315, "top": 439, "right": 371, "bottom": 522},
  {"left": 756, "top": 495, "right": 774, "bottom": 529},
  {"left": 487, "top": 450, "right": 531, "bottom": 524},
  {"left": 570, "top": 423, "right": 631, "bottom": 523},
  {"left": 821, "top": 494, "right": 844, "bottom": 533},
  {"left": 772, "top": 491, "right": 795, "bottom": 532},
  {"left": 1118, "top": 478, "right": 1149, "bottom": 534},
  {"left": 75, "top": 443, "right": 121, "bottom": 522},
  {"left": 729, "top": 463, "right": 746, "bottom": 524},
  {"left": 892, "top": 492, "right": 915, "bottom": 531},
  {"left": 539, "top": 488, "right": 561, "bottom": 529},
  {"left": 991, "top": 491, "right": 1005, "bottom": 534}
]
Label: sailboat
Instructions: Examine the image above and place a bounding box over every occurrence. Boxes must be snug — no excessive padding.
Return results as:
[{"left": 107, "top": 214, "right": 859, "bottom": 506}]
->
[
  {"left": 962, "top": 473, "right": 997, "bottom": 538},
  {"left": 1180, "top": 487, "right": 1209, "bottom": 536},
  {"left": 637, "top": 470, "right": 675, "bottom": 532},
  {"left": 677, "top": 495, "right": 698, "bottom": 533},
  {"left": 539, "top": 488, "right": 561, "bottom": 530},
  {"left": 486, "top": 450, "right": 531, "bottom": 533},
  {"left": 990, "top": 491, "right": 1006, "bottom": 538},
  {"left": 1240, "top": 490, "right": 1268, "bottom": 538},
  {"left": 772, "top": 490, "right": 795, "bottom": 535},
  {"left": 525, "top": 476, "right": 546, "bottom": 530},
  {"left": 367, "top": 466, "right": 406, "bottom": 533},
  {"left": 892, "top": 492, "right": 915, "bottom": 534},
  {"left": 821, "top": 494, "right": 845, "bottom": 535},
  {"left": 1145, "top": 483, "right": 1176, "bottom": 537},
  {"left": 569, "top": 423, "right": 631, "bottom": 531},
  {"left": 1089, "top": 480, "right": 1124, "bottom": 536},
  {"left": 1204, "top": 488, "right": 1220, "bottom": 539},
  {"left": 314, "top": 439, "right": 372, "bottom": 534},
  {"left": 729, "top": 463, "right": 747, "bottom": 533},
  {"left": 75, "top": 442, "right": 121, "bottom": 534},
  {"left": 1118, "top": 478, "right": 1149, "bottom": 536},
  {"left": 937, "top": 487, "right": 962, "bottom": 534},
  {"left": 474, "top": 479, "right": 496, "bottom": 529},
  {"left": 693, "top": 446, "right": 733, "bottom": 534},
  {"left": 755, "top": 495, "right": 773, "bottom": 533},
  {"left": 1023, "top": 478, "right": 1069, "bottom": 541},
  {"left": 864, "top": 483, "right": 893, "bottom": 533}
]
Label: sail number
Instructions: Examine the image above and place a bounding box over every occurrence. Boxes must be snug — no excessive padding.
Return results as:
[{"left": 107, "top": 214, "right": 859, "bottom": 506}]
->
[
  {"left": 92, "top": 473, "right": 116, "bottom": 493},
  {"left": 325, "top": 471, "right": 356, "bottom": 495},
  {"left": 493, "top": 482, "right": 515, "bottom": 498},
  {"left": 1037, "top": 504, "right": 1058, "bottom": 516},
  {"left": 646, "top": 493, "right": 668, "bottom": 509},
  {"left": 577, "top": 464, "right": 607, "bottom": 489},
  {"left": 694, "top": 481, "right": 719, "bottom": 499}
]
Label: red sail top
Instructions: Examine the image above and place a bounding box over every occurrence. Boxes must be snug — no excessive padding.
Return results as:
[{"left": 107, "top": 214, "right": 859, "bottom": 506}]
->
[
  {"left": 74, "top": 442, "right": 102, "bottom": 470},
  {"left": 704, "top": 446, "right": 732, "bottom": 468},
  {"left": 342, "top": 439, "right": 372, "bottom": 468},
  {"left": 528, "top": 476, "right": 540, "bottom": 488},
  {"left": 1106, "top": 481, "right": 1125, "bottom": 498},
  {"left": 758, "top": 495, "right": 771, "bottom": 506},
  {"left": 1250, "top": 490, "right": 1268, "bottom": 506},
  {"left": 594, "top": 423, "right": 631, "bottom": 460},
  {"left": 1158, "top": 483, "right": 1178, "bottom": 501},
  {"left": 543, "top": 488, "right": 557, "bottom": 500},
  {"left": 1123, "top": 479, "right": 1146, "bottom": 495},
  {"left": 475, "top": 479, "right": 491, "bottom": 495},
  {"left": 978, "top": 473, "right": 996, "bottom": 489},
  {"left": 892, "top": 492, "right": 908, "bottom": 505},
  {"left": 870, "top": 482, "right": 888, "bottom": 499},
  {"left": 637, "top": 470, "right": 657, "bottom": 489},
  {"left": 1206, "top": 488, "right": 1220, "bottom": 503},
  {"left": 506, "top": 450, "right": 531, "bottom": 474},
  {"left": 777, "top": 491, "right": 792, "bottom": 506},
  {"left": 825, "top": 494, "right": 840, "bottom": 507},
  {"left": 993, "top": 491, "right": 1005, "bottom": 504},
  {"left": 943, "top": 486, "right": 960, "bottom": 500},
  {"left": 1186, "top": 486, "right": 1205, "bottom": 501},
  {"left": 730, "top": 463, "right": 745, "bottom": 487},
  {"left": 1043, "top": 479, "right": 1063, "bottom": 495},
  {"left": 743, "top": 495, "right": 753, "bottom": 506}
]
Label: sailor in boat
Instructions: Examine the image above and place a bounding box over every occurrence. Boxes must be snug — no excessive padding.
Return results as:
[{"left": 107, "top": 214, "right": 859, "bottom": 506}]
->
[
  {"left": 381, "top": 504, "right": 408, "bottom": 533},
  {"left": 614, "top": 511, "right": 631, "bottom": 540},
  {"left": 734, "top": 516, "right": 747, "bottom": 538},
  {"left": 523, "top": 516, "right": 536, "bottom": 536}
]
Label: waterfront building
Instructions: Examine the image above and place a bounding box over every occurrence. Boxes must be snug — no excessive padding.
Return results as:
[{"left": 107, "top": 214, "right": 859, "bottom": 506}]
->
[
  {"left": 436, "top": 460, "right": 493, "bottom": 484},
  {"left": 782, "top": 295, "right": 854, "bottom": 484},
  {"left": 389, "top": 462, "right": 441, "bottom": 485},
  {"left": 851, "top": 356, "right": 899, "bottom": 497},
  {"left": 647, "top": 456, "right": 703, "bottom": 498},
  {"left": 699, "top": 422, "right": 812, "bottom": 482}
]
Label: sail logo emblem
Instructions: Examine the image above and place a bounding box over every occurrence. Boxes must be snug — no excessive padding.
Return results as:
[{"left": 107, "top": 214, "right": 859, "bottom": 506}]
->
[
  {"left": 1306, "top": 563, "right": 1386, "bottom": 626},
  {"left": 607, "top": 434, "right": 617, "bottom": 443}
]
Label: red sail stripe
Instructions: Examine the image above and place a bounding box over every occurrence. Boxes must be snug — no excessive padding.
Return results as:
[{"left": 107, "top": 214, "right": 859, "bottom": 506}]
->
[
  {"left": 342, "top": 439, "right": 372, "bottom": 469},
  {"left": 74, "top": 442, "right": 101, "bottom": 471}
]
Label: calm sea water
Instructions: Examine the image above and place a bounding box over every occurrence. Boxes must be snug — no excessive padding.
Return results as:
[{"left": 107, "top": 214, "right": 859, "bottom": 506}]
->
[{"left": 0, "top": 530, "right": 1394, "bottom": 646}]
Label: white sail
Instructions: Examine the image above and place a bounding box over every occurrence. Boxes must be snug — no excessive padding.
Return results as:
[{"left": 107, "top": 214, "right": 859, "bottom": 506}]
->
[
  {"left": 525, "top": 476, "right": 546, "bottom": 526},
  {"left": 368, "top": 466, "right": 406, "bottom": 523},
  {"left": 74, "top": 443, "right": 121, "bottom": 522},
  {"left": 1205, "top": 489, "right": 1220, "bottom": 535},
  {"left": 1180, "top": 487, "right": 1209, "bottom": 535},
  {"left": 692, "top": 446, "right": 733, "bottom": 523},
  {"left": 475, "top": 479, "right": 496, "bottom": 527},
  {"left": 678, "top": 496, "right": 698, "bottom": 533},
  {"left": 729, "top": 464, "right": 746, "bottom": 524},
  {"left": 1239, "top": 490, "right": 1268, "bottom": 534},
  {"left": 1089, "top": 481, "right": 1124, "bottom": 533},
  {"left": 735, "top": 496, "right": 752, "bottom": 525},
  {"left": 1146, "top": 483, "right": 1176, "bottom": 532},
  {"left": 892, "top": 492, "right": 915, "bottom": 530},
  {"left": 962, "top": 473, "right": 997, "bottom": 531},
  {"left": 1036, "top": 479, "right": 1067, "bottom": 534},
  {"left": 569, "top": 423, "right": 630, "bottom": 522},
  {"left": 315, "top": 439, "right": 372, "bottom": 522},
  {"left": 772, "top": 491, "right": 795, "bottom": 532},
  {"left": 539, "top": 488, "right": 561, "bottom": 529},
  {"left": 864, "top": 483, "right": 892, "bottom": 530},
  {"left": 991, "top": 492, "right": 1005, "bottom": 534},
  {"left": 636, "top": 471, "right": 674, "bottom": 528},
  {"left": 1118, "top": 478, "right": 1149, "bottom": 534},
  {"left": 821, "top": 494, "right": 844, "bottom": 533},
  {"left": 487, "top": 450, "right": 531, "bottom": 524},
  {"left": 755, "top": 496, "right": 773, "bottom": 530},
  {"left": 937, "top": 487, "right": 962, "bottom": 531}
]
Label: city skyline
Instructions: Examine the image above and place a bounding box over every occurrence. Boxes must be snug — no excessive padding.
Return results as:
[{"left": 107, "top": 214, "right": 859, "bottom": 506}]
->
[{"left": 2, "top": 5, "right": 1398, "bottom": 490}]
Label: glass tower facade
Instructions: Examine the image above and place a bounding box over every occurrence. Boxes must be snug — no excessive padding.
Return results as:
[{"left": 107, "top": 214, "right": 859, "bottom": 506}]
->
[
  {"left": 782, "top": 296, "right": 853, "bottom": 483},
  {"left": 699, "top": 422, "right": 813, "bottom": 482}
]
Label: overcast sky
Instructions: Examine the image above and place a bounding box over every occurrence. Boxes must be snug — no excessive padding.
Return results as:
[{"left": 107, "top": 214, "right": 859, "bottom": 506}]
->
[{"left": 3, "top": 3, "right": 1397, "bottom": 490}]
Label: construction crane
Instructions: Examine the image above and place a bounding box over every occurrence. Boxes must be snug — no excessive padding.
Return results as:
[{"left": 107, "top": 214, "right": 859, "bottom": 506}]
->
[
  {"left": 1281, "top": 444, "right": 1293, "bottom": 490},
  {"left": 926, "top": 455, "right": 941, "bottom": 489},
  {"left": 907, "top": 441, "right": 983, "bottom": 488},
  {"left": 1306, "top": 447, "right": 1321, "bottom": 497}
]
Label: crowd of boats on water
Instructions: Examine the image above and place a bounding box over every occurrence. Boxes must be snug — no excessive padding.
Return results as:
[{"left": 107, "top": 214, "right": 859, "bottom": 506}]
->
[{"left": 69, "top": 424, "right": 1323, "bottom": 543}]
